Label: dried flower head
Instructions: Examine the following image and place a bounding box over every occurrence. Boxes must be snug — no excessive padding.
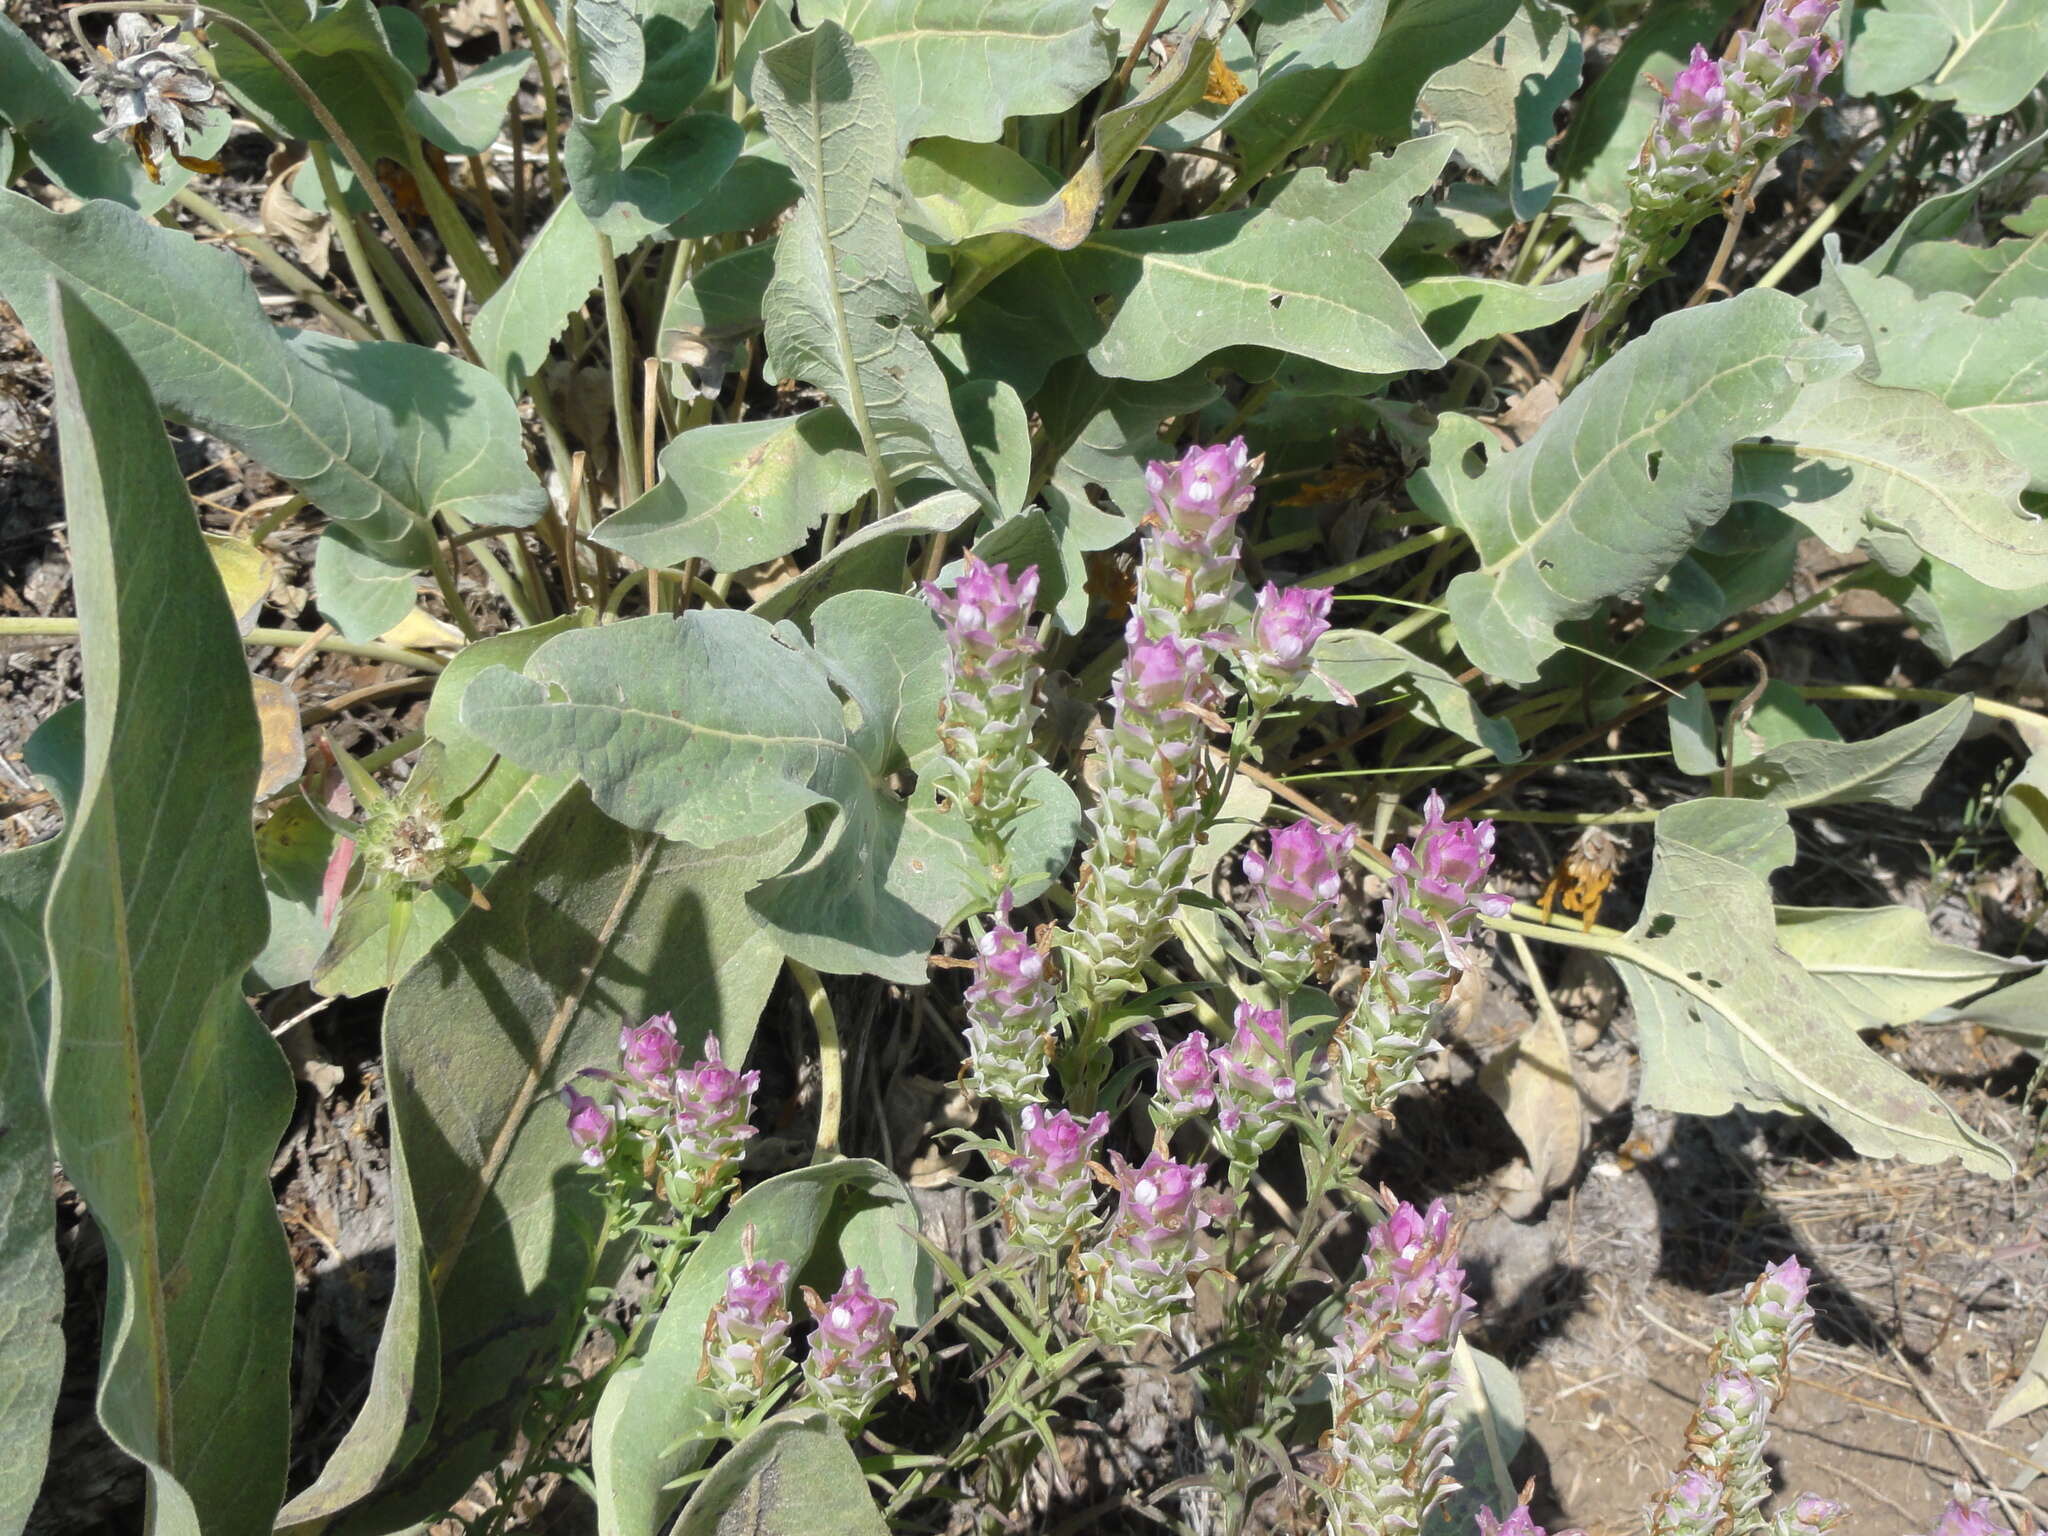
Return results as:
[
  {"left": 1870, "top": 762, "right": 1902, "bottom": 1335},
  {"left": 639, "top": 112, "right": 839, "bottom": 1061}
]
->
[{"left": 78, "top": 14, "right": 218, "bottom": 182}]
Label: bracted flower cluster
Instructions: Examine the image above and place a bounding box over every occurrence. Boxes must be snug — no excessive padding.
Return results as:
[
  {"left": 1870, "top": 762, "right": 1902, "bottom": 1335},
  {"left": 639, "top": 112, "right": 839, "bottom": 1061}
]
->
[
  {"left": 1244, "top": 582, "right": 1338, "bottom": 714},
  {"left": 1922, "top": 1493, "right": 2018, "bottom": 1536},
  {"left": 1477, "top": 1505, "right": 1558, "bottom": 1536},
  {"left": 1769, "top": 1493, "right": 1849, "bottom": 1536},
  {"left": 1153, "top": 1030, "right": 1218, "bottom": 1128},
  {"left": 1242, "top": 818, "right": 1357, "bottom": 995},
  {"left": 1080, "top": 1149, "right": 1222, "bottom": 1346},
  {"left": 962, "top": 893, "right": 1054, "bottom": 1108},
  {"left": 698, "top": 1232, "right": 794, "bottom": 1420},
  {"left": 1323, "top": 1199, "right": 1475, "bottom": 1536},
  {"left": 561, "top": 1013, "right": 758, "bottom": 1215},
  {"left": 801, "top": 1267, "right": 901, "bottom": 1434},
  {"left": 1135, "top": 439, "right": 1257, "bottom": 641},
  {"left": 1650, "top": 1257, "right": 1818, "bottom": 1536},
  {"left": 1332, "top": 793, "right": 1509, "bottom": 1116},
  {"left": 997, "top": 1104, "right": 1108, "bottom": 1255},
  {"left": 1598, "top": 0, "right": 1841, "bottom": 330},
  {"left": 924, "top": 555, "right": 1048, "bottom": 855},
  {"left": 1064, "top": 619, "right": 1221, "bottom": 1005},
  {"left": 1213, "top": 1001, "right": 1298, "bottom": 1167}
]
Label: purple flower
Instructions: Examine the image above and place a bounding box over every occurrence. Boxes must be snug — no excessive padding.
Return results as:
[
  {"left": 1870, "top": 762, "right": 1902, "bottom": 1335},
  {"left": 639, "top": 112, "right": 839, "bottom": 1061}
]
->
[
  {"left": 1651, "top": 1468, "right": 1728, "bottom": 1536},
  {"left": 1475, "top": 1508, "right": 1549, "bottom": 1536},
  {"left": 1243, "top": 817, "right": 1356, "bottom": 992},
  {"left": 1730, "top": 0, "right": 1841, "bottom": 126},
  {"left": 1213, "top": 1001, "right": 1297, "bottom": 1164},
  {"left": 1120, "top": 620, "right": 1219, "bottom": 716},
  {"left": 662, "top": 1037, "right": 759, "bottom": 1208},
  {"left": 700, "top": 1234, "right": 795, "bottom": 1415},
  {"left": 923, "top": 554, "right": 1039, "bottom": 660},
  {"left": 963, "top": 892, "right": 1054, "bottom": 1107},
  {"left": 1781, "top": 1492, "right": 1848, "bottom": 1535},
  {"left": 924, "top": 554, "right": 1047, "bottom": 850},
  {"left": 1155, "top": 1031, "right": 1218, "bottom": 1125},
  {"left": 801, "top": 1267, "right": 901, "bottom": 1433},
  {"left": 1672, "top": 43, "right": 1727, "bottom": 114},
  {"left": 1082, "top": 1148, "right": 1224, "bottom": 1345},
  {"left": 1926, "top": 1494, "right": 2016, "bottom": 1536},
  {"left": 1244, "top": 582, "right": 1339, "bottom": 710},
  {"left": 561, "top": 1083, "right": 615, "bottom": 1167},
  {"left": 1135, "top": 439, "right": 1259, "bottom": 640},
  {"left": 1324, "top": 1198, "right": 1475, "bottom": 1534},
  {"left": 619, "top": 1011, "right": 681, "bottom": 1086},
  {"left": 1000, "top": 1104, "right": 1110, "bottom": 1253},
  {"left": 1145, "top": 438, "right": 1258, "bottom": 541},
  {"left": 1393, "top": 791, "right": 1510, "bottom": 923}
]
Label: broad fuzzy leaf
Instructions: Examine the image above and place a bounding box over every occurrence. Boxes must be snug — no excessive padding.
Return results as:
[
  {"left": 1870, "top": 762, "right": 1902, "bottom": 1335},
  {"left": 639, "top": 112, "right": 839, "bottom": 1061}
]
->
[
  {"left": 597, "top": 409, "right": 872, "bottom": 570},
  {"left": 1413, "top": 290, "right": 1856, "bottom": 683},
  {"left": 1612, "top": 799, "right": 2011, "bottom": 1175},
  {"left": 1672, "top": 692, "right": 1971, "bottom": 810},
  {"left": 1417, "top": 0, "right": 1580, "bottom": 213},
  {"left": 290, "top": 792, "right": 793, "bottom": 1528},
  {"left": 1308, "top": 628, "right": 1524, "bottom": 762},
  {"left": 801, "top": 0, "right": 1117, "bottom": 149},
  {"left": 472, "top": 196, "right": 604, "bottom": 390},
  {"left": 753, "top": 22, "right": 991, "bottom": 506},
  {"left": 205, "top": 0, "right": 422, "bottom": 162},
  {"left": 1852, "top": 0, "right": 2048, "bottom": 115},
  {"left": 409, "top": 49, "right": 531, "bottom": 155},
  {"left": 674, "top": 1412, "right": 889, "bottom": 1535},
  {"left": 1774, "top": 905, "right": 2029, "bottom": 1026},
  {"left": 0, "top": 901, "right": 60, "bottom": 1536},
  {"left": 0, "top": 196, "right": 548, "bottom": 637},
  {"left": 40, "top": 283, "right": 297, "bottom": 1535},
  {"left": 1404, "top": 270, "right": 1600, "bottom": 354},
  {"left": 566, "top": 110, "right": 745, "bottom": 245},
  {"left": 592, "top": 1162, "right": 931, "bottom": 1536}
]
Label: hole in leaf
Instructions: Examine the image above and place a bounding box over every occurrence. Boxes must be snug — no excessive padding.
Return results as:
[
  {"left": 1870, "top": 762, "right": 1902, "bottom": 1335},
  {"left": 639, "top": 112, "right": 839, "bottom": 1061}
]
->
[
  {"left": 1646, "top": 913, "right": 1676, "bottom": 938},
  {"left": 1646, "top": 450, "right": 1664, "bottom": 482},
  {"left": 1268, "top": 292, "right": 1283, "bottom": 309}
]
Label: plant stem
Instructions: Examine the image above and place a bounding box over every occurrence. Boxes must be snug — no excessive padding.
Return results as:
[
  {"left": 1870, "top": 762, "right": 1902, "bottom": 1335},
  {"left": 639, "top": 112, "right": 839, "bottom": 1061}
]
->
[
  {"left": 305, "top": 142, "right": 408, "bottom": 343},
  {"left": 789, "top": 960, "right": 843, "bottom": 1163},
  {"left": 0, "top": 617, "right": 449, "bottom": 671},
  {"left": 171, "top": 188, "right": 378, "bottom": 341},
  {"left": 1759, "top": 101, "right": 1932, "bottom": 290},
  {"left": 1303, "top": 526, "right": 1456, "bottom": 587}
]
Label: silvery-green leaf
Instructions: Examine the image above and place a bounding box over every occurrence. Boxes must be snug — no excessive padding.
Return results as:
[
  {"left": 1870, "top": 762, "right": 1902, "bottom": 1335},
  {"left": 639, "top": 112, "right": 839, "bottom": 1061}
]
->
[
  {"left": 659, "top": 238, "right": 775, "bottom": 367},
  {"left": 1308, "top": 628, "right": 1523, "bottom": 762},
  {"left": 205, "top": 0, "right": 422, "bottom": 161},
  {"left": 1774, "top": 905, "right": 2030, "bottom": 1026},
  {"left": 567, "top": 110, "right": 745, "bottom": 246},
  {"left": 675, "top": 139, "right": 801, "bottom": 237},
  {"left": 754, "top": 22, "right": 991, "bottom": 506},
  {"left": 472, "top": 196, "right": 604, "bottom": 390},
  {"left": 1612, "top": 798, "right": 2012, "bottom": 1175},
  {"left": 0, "top": 901, "right": 59, "bottom": 1536},
  {"left": 624, "top": 0, "right": 718, "bottom": 114},
  {"left": 1859, "top": 130, "right": 2048, "bottom": 291},
  {"left": 566, "top": 0, "right": 645, "bottom": 112},
  {"left": 408, "top": 49, "right": 530, "bottom": 155},
  {"left": 674, "top": 1413, "right": 888, "bottom": 1535},
  {"left": 1417, "top": 0, "right": 1578, "bottom": 204},
  {"left": 751, "top": 491, "right": 983, "bottom": 625},
  {"left": 1262, "top": 138, "right": 1457, "bottom": 252},
  {"left": 1674, "top": 690, "right": 1968, "bottom": 810},
  {"left": 1851, "top": 0, "right": 2048, "bottom": 115},
  {"left": 594, "top": 409, "right": 871, "bottom": 570},
  {"left": 901, "top": 137, "right": 1060, "bottom": 246},
  {"left": 314, "top": 523, "right": 428, "bottom": 641},
  {"left": 1404, "top": 269, "right": 1599, "bottom": 353},
  {"left": 1413, "top": 291, "right": 1857, "bottom": 683},
  {"left": 801, "top": 0, "right": 1116, "bottom": 149}
]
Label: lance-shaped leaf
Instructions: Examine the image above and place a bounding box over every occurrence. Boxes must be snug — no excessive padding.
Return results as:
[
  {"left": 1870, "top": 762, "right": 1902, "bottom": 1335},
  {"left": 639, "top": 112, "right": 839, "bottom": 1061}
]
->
[
  {"left": 1852, "top": 0, "right": 2048, "bottom": 116},
  {"left": 592, "top": 1161, "right": 931, "bottom": 1536},
  {"left": 673, "top": 1411, "right": 889, "bottom": 1535},
  {"left": 409, "top": 48, "right": 531, "bottom": 155},
  {"left": 753, "top": 22, "right": 990, "bottom": 507},
  {"left": 1413, "top": 291, "right": 1857, "bottom": 683},
  {"left": 472, "top": 196, "right": 604, "bottom": 390},
  {"left": 1609, "top": 798, "right": 2011, "bottom": 1175},
  {"left": 0, "top": 901, "right": 60, "bottom": 1536},
  {"left": 594, "top": 408, "right": 871, "bottom": 571},
  {"left": 1307, "top": 627, "right": 1523, "bottom": 762},
  {"left": 286, "top": 792, "right": 794, "bottom": 1529},
  {"left": 1668, "top": 686, "right": 1971, "bottom": 809},
  {"left": 802, "top": 0, "right": 1116, "bottom": 148},
  {"left": 38, "top": 282, "right": 297, "bottom": 1536},
  {"left": 1417, "top": 0, "right": 1580, "bottom": 208},
  {"left": 0, "top": 196, "right": 548, "bottom": 637},
  {"left": 1732, "top": 373, "right": 2048, "bottom": 589},
  {"left": 1404, "top": 270, "right": 1601, "bottom": 354},
  {"left": 1859, "top": 131, "right": 2048, "bottom": 302},
  {"left": 1773, "top": 906, "right": 2031, "bottom": 1026}
]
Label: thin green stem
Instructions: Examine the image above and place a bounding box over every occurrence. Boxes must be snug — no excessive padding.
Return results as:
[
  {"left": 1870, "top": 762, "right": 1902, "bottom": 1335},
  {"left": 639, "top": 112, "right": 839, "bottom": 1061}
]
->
[
  {"left": 305, "top": 143, "right": 406, "bottom": 342},
  {"left": 0, "top": 617, "right": 448, "bottom": 671},
  {"left": 1759, "top": 101, "right": 1933, "bottom": 290},
  {"left": 404, "top": 139, "right": 502, "bottom": 299},
  {"left": 1303, "top": 526, "right": 1456, "bottom": 587},
  {"left": 171, "top": 188, "right": 378, "bottom": 341},
  {"left": 789, "top": 960, "right": 843, "bottom": 1162}
]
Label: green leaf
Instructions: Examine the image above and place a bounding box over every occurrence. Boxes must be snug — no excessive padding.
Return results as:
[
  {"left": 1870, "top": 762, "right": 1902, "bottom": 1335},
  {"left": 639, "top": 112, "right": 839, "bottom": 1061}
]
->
[
  {"left": 801, "top": 0, "right": 1115, "bottom": 149},
  {"left": 1416, "top": 0, "right": 1579, "bottom": 205},
  {"left": 754, "top": 22, "right": 991, "bottom": 507},
  {"left": 624, "top": 0, "right": 719, "bottom": 115},
  {"left": 1413, "top": 290, "right": 1856, "bottom": 683},
  {"left": 592, "top": 1162, "right": 926, "bottom": 1536},
  {"left": 39, "top": 282, "right": 297, "bottom": 1535},
  {"left": 676, "top": 140, "right": 802, "bottom": 237},
  {"left": 409, "top": 49, "right": 531, "bottom": 155},
  {"left": 1870, "top": 560, "right": 2048, "bottom": 664},
  {"left": 461, "top": 596, "right": 978, "bottom": 979},
  {"left": 1022, "top": 199, "right": 1443, "bottom": 382},
  {"left": 951, "top": 377, "right": 1032, "bottom": 516},
  {"left": 902, "top": 137, "right": 1061, "bottom": 247},
  {"left": 249, "top": 797, "right": 338, "bottom": 991},
  {"left": 1990, "top": 1320, "right": 2048, "bottom": 1431},
  {"left": 1773, "top": 906, "right": 2030, "bottom": 1026},
  {"left": 0, "top": 195, "right": 548, "bottom": 637},
  {"left": 1859, "top": 129, "right": 2048, "bottom": 295},
  {"left": 1403, "top": 269, "right": 1599, "bottom": 354},
  {"left": 0, "top": 901, "right": 60, "bottom": 1536},
  {"left": 1852, "top": 0, "right": 2048, "bottom": 115},
  {"left": 1307, "top": 628, "right": 1524, "bottom": 762},
  {"left": 1609, "top": 799, "right": 2011, "bottom": 1175},
  {"left": 750, "top": 489, "right": 983, "bottom": 625},
  {"left": 0, "top": 12, "right": 203, "bottom": 212},
  {"left": 674, "top": 1411, "right": 889, "bottom": 1535},
  {"left": 314, "top": 618, "right": 585, "bottom": 997},
  {"left": 313, "top": 522, "right": 428, "bottom": 640},
  {"left": 472, "top": 195, "right": 604, "bottom": 390},
  {"left": 2000, "top": 740, "right": 2048, "bottom": 874},
  {"left": 1674, "top": 691, "right": 1970, "bottom": 809},
  {"left": 1731, "top": 373, "right": 2048, "bottom": 589},
  {"left": 1955, "top": 967, "right": 2048, "bottom": 1048},
  {"left": 1262, "top": 136, "right": 1458, "bottom": 243},
  {"left": 568, "top": 110, "right": 745, "bottom": 246},
  {"left": 659, "top": 238, "right": 777, "bottom": 370},
  {"left": 568, "top": 0, "right": 647, "bottom": 113},
  {"left": 597, "top": 409, "right": 871, "bottom": 571},
  {"left": 206, "top": 0, "right": 422, "bottom": 162},
  {"left": 293, "top": 791, "right": 793, "bottom": 1528}
]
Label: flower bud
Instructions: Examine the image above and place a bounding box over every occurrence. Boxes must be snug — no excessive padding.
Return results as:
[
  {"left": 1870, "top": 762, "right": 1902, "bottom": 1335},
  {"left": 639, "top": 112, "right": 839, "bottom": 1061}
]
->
[
  {"left": 699, "top": 1231, "right": 794, "bottom": 1418},
  {"left": 1136, "top": 438, "right": 1258, "bottom": 640},
  {"left": 560, "top": 1083, "right": 615, "bottom": 1167},
  {"left": 619, "top": 1011, "right": 682, "bottom": 1088},
  {"left": 1213, "top": 1001, "right": 1297, "bottom": 1166},
  {"left": 924, "top": 554, "right": 1048, "bottom": 854},
  {"left": 1324, "top": 1199, "right": 1475, "bottom": 1535},
  {"left": 1727, "top": 0, "right": 1841, "bottom": 142},
  {"left": 1650, "top": 1468, "right": 1729, "bottom": 1536},
  {"left": 998, "top": 1103, "right": 1109, "bottom": 1255},
  {"left": 801, "top": 1267, "right": 901, "bottom": 1434},
  {"left": 1925, "top": 1492, "right": 2017, "bottom": 1536},
  {"left": 1713, "top": 1256, "right": 1813, "bottom": 1392},
  {"left": 1081, "top": 1149, "right": 1223, "bottom": 1346},
  {"left": 661, "top": 1038, "right": 759, "bottom": 1211},
  {"left": 1154, "top": 1031, "right": 1218, "bottom": 1126},
  {"left": 1770, "top": 1492, "right": 1848, "bottom": 1536},
  {"left": 1244, "top": 582, "right": 1335, "bottom": 712},
  {"left": 1242, "top": 818, "right": 1356, "bottom": 994},
  {"left": 1476, "top": 1506, "right": 1552, "bottom": 1536},
  {"left": 962, "top": 893, "right": 1055, "bottom": 1108}
]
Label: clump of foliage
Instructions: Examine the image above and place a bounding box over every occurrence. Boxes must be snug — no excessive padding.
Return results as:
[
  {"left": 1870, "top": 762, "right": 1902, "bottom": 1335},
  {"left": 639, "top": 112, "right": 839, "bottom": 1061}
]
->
[{"left": 2, "top": 0, "right": 2047, "bottom": 1531}]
